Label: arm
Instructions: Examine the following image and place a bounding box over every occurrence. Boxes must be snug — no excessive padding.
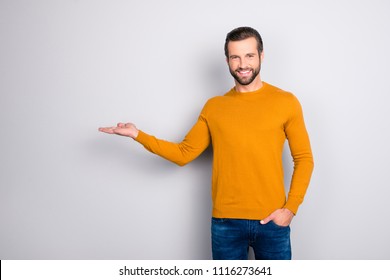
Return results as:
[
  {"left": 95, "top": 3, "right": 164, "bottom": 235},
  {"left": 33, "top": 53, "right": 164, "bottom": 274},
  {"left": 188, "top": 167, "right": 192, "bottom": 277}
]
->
[
  {"left": 261, "top": 96, "right": 314, "bottom": 226},
  {"left": 283, "top": 96, "right": 314, "bottom": 215},
  {"left": 99, "top": 115, "right": 211, "bottom": 166}
]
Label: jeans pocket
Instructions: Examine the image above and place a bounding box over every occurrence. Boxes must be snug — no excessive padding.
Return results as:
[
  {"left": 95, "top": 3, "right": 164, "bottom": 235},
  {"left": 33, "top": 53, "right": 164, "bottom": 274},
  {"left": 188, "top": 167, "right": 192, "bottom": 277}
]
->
[{"left": 269, "top": 220, "right": 290, "bottom": 229}]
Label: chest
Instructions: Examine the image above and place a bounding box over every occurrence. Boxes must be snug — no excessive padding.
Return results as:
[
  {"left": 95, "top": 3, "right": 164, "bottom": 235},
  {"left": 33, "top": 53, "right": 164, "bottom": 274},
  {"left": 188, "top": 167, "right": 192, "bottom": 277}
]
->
[{"left": 207, "top": 98, "right": 288, "bottom": 138}]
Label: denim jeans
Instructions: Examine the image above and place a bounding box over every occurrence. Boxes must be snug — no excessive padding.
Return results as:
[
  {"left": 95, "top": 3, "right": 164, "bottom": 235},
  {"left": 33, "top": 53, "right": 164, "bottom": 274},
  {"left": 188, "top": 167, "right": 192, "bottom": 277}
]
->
[{"left": 211, "top": 218, "right": 291, "bottom": 260}]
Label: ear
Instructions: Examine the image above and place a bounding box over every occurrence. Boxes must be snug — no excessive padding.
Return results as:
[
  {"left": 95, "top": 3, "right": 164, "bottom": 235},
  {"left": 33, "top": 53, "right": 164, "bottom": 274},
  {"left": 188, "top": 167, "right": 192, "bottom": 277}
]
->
[{"left": 260, "top": 51, "right": 264, "bottom": 62}]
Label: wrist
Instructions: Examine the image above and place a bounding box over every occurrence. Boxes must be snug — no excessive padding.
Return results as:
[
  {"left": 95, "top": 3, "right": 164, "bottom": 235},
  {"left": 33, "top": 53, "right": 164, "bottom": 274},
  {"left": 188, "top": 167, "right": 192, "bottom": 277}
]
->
[
  {"left": 282, "top": 208, "right": 295, "bottom": 217},
  {"left": 132, "top": 129, "right": 139, "bottom": 139}
]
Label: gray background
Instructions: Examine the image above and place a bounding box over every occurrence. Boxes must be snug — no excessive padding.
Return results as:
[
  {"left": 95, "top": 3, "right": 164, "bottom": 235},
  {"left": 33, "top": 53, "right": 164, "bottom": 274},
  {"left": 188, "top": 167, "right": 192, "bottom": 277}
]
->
[{"left": 1, "top": 0, "right": 389, "bottom": 259}]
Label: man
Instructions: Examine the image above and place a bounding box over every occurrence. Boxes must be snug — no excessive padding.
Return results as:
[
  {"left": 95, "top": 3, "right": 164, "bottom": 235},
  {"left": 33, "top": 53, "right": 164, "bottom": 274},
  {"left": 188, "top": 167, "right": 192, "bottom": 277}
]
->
[{"left": 99, "top": 27, "right": 314, "bottom": 260}]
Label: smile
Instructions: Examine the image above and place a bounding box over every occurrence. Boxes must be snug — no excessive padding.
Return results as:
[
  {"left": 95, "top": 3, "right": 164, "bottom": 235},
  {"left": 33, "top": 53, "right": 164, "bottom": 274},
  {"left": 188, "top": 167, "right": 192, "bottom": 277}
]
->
[{"left": 237, "top": 69, "right": 252, "bottom": 77}]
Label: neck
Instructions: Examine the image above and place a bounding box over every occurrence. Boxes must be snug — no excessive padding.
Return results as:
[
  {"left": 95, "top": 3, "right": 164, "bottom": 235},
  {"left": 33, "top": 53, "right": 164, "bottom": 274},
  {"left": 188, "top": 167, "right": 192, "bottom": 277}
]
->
[{"left": 235, "top": 76, "right": 263, "bottom": 93}]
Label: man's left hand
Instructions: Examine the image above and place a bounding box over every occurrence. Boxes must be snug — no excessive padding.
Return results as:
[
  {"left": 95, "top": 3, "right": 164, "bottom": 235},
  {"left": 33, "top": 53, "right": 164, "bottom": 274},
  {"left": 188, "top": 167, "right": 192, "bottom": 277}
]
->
[{"left": 260, "top": 208, "right": 294, "bottom": 227}]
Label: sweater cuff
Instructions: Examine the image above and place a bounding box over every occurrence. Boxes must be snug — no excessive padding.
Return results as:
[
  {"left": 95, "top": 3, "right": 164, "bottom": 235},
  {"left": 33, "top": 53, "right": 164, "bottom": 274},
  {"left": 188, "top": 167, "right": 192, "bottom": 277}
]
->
[
  {"left": 134, "top": 130, "right": 149, "bottom": 145},
  {"left": 283, "top": 199, "right": 301, "bottom": 216}
]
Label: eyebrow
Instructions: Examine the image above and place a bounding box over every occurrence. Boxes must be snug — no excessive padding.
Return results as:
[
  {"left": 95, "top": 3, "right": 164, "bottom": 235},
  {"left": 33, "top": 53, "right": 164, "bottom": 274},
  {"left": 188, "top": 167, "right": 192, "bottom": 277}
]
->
[{"left": 229, "top": 53, "right": 257, "bottom": 59}]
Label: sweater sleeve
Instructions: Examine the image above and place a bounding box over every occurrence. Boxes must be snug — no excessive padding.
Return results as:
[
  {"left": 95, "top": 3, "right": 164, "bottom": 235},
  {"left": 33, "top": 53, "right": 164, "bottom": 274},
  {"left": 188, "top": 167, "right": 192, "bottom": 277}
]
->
[
  {"left": 283, "top": 96, "right": 314, "bottom": 214},
  {"left": 134, "top": 114, "right": 211, "bottom": 166}
]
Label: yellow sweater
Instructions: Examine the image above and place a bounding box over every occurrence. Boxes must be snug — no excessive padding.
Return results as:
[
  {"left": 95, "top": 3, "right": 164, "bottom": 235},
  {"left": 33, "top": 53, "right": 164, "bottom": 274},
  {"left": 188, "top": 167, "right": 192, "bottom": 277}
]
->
[{"left": 135, "top": 82, "right": 314, "bottom": 220}]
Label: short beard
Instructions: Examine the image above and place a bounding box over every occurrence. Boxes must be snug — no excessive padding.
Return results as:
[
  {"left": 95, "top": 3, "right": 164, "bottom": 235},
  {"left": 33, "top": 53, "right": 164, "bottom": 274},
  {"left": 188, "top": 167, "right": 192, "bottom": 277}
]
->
[{"left": 229, "top": 65, "right": 261, "bottom": 86}]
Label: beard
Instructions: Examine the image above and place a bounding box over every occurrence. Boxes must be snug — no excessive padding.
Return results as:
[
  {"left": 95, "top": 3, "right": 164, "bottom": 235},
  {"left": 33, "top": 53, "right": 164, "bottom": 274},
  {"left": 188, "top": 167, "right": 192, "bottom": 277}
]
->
[{"left": 229, "top": 64, "right": 261, "bottom": 86}]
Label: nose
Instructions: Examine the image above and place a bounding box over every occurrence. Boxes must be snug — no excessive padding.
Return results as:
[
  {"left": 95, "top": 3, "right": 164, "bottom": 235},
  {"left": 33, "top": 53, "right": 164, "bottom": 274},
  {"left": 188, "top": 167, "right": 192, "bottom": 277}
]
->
[{"left": 239, "top": 57, "right": 249, "bottom": 69}]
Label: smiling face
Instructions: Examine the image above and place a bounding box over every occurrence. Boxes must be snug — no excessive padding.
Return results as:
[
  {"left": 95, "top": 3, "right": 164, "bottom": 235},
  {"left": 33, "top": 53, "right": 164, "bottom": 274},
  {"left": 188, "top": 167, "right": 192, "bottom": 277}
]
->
[{"left": 226, "top": 37, "right": 263, "bottom": 92}]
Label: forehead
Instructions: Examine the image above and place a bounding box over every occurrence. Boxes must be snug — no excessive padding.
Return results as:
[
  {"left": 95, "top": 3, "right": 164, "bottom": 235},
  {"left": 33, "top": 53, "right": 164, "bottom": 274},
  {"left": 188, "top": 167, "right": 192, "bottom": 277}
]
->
[{"left": 227, "top": 37, "right": 258, "bottom": 55}]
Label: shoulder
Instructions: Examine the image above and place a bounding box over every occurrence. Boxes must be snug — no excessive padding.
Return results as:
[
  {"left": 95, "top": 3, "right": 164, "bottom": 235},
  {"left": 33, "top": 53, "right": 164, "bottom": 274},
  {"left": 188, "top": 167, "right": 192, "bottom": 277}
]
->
[
  {"left": 199, "top": 90, "right": 235, "bottom": 117},
  {"left": 266, "top": 83, "right": 297, "bottom": 100},
  {"left": 265, "top": 82, "right": 301, "bottom": 106},
  {"left": 205, "top": 95, "right": 226, "bottom": 104},
  {"left": 264, "top": 83, "right": 304, "bottom": 118},
  {"left": 203, "top": 89, "right": 234, "bottom": 107}
]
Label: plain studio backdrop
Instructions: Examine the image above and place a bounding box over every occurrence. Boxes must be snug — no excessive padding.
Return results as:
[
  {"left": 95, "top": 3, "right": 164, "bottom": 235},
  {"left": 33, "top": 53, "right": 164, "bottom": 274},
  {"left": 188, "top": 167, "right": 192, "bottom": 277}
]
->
[{"left": 1, "top": 0, "right": 389, "bottom": 260}]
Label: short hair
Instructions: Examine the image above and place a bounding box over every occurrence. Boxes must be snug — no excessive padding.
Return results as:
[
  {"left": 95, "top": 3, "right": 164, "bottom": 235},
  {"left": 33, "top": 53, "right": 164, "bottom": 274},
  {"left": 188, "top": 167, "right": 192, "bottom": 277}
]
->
[{"left": 224, "top": 27, "right": 263, "bottom": 58}]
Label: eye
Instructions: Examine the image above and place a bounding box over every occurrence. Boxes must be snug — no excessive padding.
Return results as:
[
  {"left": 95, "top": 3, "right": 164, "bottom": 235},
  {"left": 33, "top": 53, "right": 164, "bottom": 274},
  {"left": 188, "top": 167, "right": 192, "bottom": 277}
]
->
[{"left": 230, "top": 55, "right": 239, "bottom": 60}]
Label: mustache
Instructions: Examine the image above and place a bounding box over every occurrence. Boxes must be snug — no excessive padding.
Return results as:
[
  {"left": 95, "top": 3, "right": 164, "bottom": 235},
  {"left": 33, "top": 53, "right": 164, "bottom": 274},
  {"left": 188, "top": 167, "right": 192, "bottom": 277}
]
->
[{"left": 235, "top": 67, "right": 253, "bottom": 72}]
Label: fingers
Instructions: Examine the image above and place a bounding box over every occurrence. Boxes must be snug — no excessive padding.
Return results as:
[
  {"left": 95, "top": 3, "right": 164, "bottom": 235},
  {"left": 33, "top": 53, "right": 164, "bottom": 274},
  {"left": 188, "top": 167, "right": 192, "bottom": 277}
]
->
[
  {"left": 260, "top": 208, "right": 281, "bottom": 224},
  {"left": 117, "top": 123, "right": 135, "bottom": 129},
  {"left": 99, "top": 123, "right": 136, "bottom": 138},
  {"left": 98, "top": 127, "right": 116, "bottom": 134},
  {"left": 260, "top": 209, "right": 294, "bottom": 226},
  {"left": 260, "top": 214, "right": 273, "bottom": 225},
  {"left": 99, "top": 126, "right": 125, "bottom": 135},
  {"left": 99, "top": 123, "right": 128, "bottom": 133}
]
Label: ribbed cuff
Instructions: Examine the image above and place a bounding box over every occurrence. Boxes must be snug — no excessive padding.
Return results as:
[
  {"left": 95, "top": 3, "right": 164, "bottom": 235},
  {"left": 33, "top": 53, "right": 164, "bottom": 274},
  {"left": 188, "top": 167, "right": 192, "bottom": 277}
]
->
[
  {"left": 134, "top": 130, "right": 149, "bottom": 144},
  {"left": 283, "top": 198, "right": 301, "bottom": 215}
]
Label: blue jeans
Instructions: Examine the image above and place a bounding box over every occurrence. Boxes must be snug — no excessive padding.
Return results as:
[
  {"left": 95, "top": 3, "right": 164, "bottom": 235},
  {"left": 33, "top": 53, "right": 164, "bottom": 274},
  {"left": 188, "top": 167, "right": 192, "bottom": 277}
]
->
[{"left": 211, "top": 218, "right": 291, "bottom": 260}]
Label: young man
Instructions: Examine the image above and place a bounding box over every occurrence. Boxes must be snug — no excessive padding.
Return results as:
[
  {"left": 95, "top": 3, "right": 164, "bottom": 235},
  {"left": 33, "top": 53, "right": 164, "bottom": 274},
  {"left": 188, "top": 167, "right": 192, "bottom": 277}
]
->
[{"left": 99, "top": 27, "right": 314, "bottom": 260}]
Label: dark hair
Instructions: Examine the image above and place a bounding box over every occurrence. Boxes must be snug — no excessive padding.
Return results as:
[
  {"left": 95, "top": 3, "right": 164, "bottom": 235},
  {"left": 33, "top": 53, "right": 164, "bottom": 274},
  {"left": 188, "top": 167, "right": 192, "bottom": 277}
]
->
[{"left": 224, "top": 27, "right": 263, "bottom": 58}]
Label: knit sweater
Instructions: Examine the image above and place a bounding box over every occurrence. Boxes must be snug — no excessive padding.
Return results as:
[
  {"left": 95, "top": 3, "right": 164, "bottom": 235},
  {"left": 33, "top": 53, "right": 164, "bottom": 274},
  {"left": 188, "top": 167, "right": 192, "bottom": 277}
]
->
[{"left": 135, "top": 82, "right": 314, "bottom": 220}]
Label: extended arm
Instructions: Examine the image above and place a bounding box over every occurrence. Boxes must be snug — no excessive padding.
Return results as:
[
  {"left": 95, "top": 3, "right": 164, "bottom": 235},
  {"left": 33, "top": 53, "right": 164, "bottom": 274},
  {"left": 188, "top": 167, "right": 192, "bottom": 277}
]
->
[{"left": 99, "top": 115, "right": 211, "bottom": 166}]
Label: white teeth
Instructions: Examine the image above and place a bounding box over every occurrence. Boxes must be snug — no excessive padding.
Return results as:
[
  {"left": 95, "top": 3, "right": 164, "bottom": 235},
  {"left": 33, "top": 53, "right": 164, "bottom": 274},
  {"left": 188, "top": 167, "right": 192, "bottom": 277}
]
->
[{"left": 238, "top": 70, "right": 251, "bottom": 75}]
